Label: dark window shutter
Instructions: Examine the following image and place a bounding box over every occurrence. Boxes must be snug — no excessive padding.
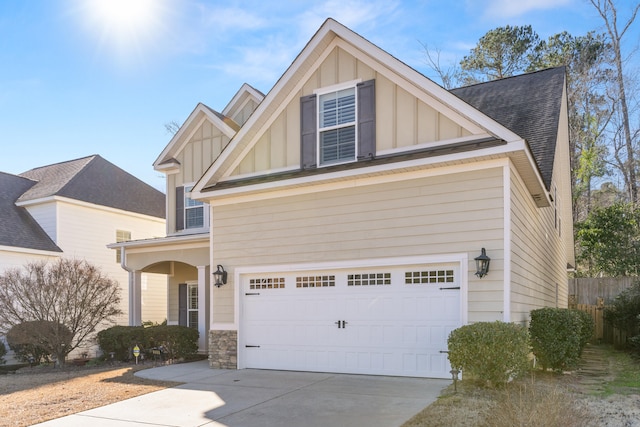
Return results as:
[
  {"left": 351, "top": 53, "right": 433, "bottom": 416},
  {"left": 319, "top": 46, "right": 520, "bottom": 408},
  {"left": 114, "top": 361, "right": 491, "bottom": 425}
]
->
[
  {"left": 357, "top": 79, "right": 376, "bottom": 161},
  {"left": 300, "top": 93, "right": 317, "bottom": 169},
  {"left": 175, "top": 186, "right": 184, "bottom": 231},
  {"left": 178, "top": 283, "right": 187, "bottom": 327}
]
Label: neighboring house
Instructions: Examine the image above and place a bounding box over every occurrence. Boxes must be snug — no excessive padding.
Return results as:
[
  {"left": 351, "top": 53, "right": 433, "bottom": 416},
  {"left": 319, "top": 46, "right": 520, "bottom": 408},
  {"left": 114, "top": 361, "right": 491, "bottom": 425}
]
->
[
  {"left": 114, "top": 19, "right": 574, "bottom": 379},
  {"left": 0, "top": 155, "right": 167, "bottom": 360}
]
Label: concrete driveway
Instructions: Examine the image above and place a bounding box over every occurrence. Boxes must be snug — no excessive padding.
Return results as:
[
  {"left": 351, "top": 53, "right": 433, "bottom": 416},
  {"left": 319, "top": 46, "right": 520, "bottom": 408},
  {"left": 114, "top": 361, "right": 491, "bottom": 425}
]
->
[{"left": 33, "top": 361, "right": 449, "bottom": 427}]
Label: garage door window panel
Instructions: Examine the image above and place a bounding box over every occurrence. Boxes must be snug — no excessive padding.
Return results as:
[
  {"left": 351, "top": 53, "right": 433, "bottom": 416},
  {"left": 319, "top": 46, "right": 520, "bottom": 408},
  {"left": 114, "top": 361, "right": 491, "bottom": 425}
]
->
[
  {"left": 347, "top": 272, "right": 391, "bottom": 286},
  {"left": 249, "top": 277, "right": 285, "bottom": 289},
  {"left": 405, "top": 270, "right": 454, "bottom": 284},
  {"left": 296, "top": 275, "right": 335, "bottom": 288}
]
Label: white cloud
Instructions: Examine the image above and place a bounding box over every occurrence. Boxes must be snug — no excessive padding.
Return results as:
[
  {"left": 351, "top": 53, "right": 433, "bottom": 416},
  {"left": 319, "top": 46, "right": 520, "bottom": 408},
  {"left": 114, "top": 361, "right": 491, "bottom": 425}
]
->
[{"left": 481, "top": 0, "right": 575, "bottom": 18}]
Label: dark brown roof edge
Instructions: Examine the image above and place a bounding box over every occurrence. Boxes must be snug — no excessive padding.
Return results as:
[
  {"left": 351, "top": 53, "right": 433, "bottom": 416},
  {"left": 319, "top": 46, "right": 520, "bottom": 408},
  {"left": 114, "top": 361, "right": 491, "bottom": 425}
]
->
[{"left": 204, "top": 137, "right": 505, "bottom": 192}]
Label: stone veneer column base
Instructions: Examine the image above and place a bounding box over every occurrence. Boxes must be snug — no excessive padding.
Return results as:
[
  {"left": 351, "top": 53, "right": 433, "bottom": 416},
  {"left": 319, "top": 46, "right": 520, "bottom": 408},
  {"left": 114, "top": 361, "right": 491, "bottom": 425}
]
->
[{"left": 208, "top": 330, "right": 237, "bottom": 369}]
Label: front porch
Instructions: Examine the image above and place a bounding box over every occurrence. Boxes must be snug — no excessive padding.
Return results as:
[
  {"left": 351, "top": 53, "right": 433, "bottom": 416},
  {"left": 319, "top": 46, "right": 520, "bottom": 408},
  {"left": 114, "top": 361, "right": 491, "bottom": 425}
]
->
[{"left": 109, "top": 234, "right": 212, "bottom": 353}]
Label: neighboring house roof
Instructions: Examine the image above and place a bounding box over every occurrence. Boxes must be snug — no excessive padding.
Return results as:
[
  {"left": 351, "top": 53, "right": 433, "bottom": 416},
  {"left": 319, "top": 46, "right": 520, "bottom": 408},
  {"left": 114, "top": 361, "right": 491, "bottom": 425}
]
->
[
  {"left": 451, "top": 66, "right": 565, "bottom": 190},
  {"left": 0, "top": 172, "right": 62, "bottom": 252},
  {"left": 19, "top": 155, "right": 165, "bottom": 219}
]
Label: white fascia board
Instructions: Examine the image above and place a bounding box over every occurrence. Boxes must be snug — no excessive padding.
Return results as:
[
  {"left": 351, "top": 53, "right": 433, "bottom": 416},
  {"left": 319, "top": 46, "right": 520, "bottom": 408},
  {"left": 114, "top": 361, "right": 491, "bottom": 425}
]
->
[
  {"left": 107, "top": 233, "right": 209, "bottom": 250},
  {"left": 17, "top": 196, "right": 166, "bottom": 223},
  {"left": 330, "top": 25, "right": 522, "bottom": 142},
  {"left": 153, "top": 104, "right": 236, "bottom": 170},
  {"left": 200, "top": 143, "right": 526, "bottom": 205},
  {"left": 222, "top": 83, "right": 265, "bottom": 117},
  {"left": 0, "top": 245, "right": 62, "bottom": 257}
]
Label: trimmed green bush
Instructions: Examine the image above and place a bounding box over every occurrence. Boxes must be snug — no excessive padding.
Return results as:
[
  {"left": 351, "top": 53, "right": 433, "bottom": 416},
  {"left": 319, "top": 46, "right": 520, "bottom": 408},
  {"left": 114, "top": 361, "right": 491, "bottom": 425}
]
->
[
  {"left": 447, "top": 321, "right": 530, "bottom": 386},
  {"left": 145, "top": 325, "right": 199, "bottom": 360},
  {"left": 529, "top": 308, "right": 582, "bottom": 371},
  {"left": 96, "top": 326, "right": 147, "bottom": 361},
  {"left": 97, "top": 325, "right": 198, "bottom": 362}
]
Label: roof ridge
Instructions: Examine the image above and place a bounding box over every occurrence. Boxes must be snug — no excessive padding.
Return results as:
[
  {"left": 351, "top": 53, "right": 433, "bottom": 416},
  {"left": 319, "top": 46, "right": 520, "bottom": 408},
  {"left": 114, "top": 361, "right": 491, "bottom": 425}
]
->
[{"left": 19, "top": 154, "right": 97, "bottom": 176}]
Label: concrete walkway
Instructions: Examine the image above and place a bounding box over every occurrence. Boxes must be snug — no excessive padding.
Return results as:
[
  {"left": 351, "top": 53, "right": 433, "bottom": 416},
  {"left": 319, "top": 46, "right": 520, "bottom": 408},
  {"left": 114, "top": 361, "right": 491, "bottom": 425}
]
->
[{"left": 33, "top": 361, "right": 449, "bottom": 427}]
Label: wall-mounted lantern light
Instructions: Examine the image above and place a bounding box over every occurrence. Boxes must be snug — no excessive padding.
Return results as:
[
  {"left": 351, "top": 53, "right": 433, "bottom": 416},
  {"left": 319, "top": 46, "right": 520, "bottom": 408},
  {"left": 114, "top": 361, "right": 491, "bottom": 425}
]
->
[
  {"left": 213, "top": 265, "right": 228, "bottom": 288},
  {"left": 474, "top": 248, "right": 490, "bottom": 278}
]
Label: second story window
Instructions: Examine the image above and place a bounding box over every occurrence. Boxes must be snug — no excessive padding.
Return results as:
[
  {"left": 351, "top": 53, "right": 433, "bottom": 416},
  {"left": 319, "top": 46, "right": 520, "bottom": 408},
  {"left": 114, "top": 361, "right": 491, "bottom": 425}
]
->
[
  {"left": 176, "top": 184, "right": 208, "bottom": 232},
  {"left": 300, "top": 79, "right": 375, "bottom": 170},
  {"left": 318, "top": 87, "right": 356, "bottom": 165},
  {"left": 115, "top": 230, "right": 131, "bottom": 263},
  {"left": 185, "top": 185, "right": 204, "bottom": 229}
]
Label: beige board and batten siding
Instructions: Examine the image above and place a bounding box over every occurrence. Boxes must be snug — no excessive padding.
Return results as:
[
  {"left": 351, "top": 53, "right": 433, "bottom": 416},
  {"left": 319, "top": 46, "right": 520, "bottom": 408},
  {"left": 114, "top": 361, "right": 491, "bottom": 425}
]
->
[
  {"left": 229, "top": 46, "right": 474, "bottom": 177},
  {"left": 228, "top": 97, "right": 260, "bottom": 127},
  {"left": 211, "top": 167, "right": 506, "bottom": 324},
  {"left": 167, "top": 120, "right": 231, "bottom": 234}
]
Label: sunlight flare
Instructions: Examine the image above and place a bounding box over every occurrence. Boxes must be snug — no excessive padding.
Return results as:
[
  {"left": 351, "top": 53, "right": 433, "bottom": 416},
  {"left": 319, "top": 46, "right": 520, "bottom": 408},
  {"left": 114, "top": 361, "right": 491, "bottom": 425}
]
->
[{"left": 76, "top": 0, "right": 171, "bottom": 65}]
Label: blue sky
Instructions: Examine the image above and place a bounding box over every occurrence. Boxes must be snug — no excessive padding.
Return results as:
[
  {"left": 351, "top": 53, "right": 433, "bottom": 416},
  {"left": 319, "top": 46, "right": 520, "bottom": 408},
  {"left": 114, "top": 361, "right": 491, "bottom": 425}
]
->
[{"left": 1, "top": 0, "right": 638, "bottom": 191}]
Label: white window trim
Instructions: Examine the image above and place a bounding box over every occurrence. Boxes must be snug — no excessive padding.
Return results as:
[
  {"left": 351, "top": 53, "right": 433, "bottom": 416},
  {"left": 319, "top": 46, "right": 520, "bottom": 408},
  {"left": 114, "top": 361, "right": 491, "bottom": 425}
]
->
[
  {"left": 315, "top": 80, "right": 361, "bottom": 168},
  {"left": 187, "top": 282, "right": 198, "bottom": 330},
  {"left": 184, "top": 183, "right": 209, "bottom": 231}
]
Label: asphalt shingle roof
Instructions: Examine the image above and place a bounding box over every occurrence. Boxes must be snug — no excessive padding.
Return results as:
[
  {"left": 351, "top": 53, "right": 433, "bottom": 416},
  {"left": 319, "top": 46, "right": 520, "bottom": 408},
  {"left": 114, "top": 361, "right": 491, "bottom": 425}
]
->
[
  {"left": 451, "top": 66, "right": 566, "bottom": 190},
  {"left": 19, "top": 155, "right": 165, "bottom": 219},
  {"left": 0, "top": 172, "right": 62, "bottom": 252},
  {"left": 1, "top": 155, "right": 165, "bottom": 253}
]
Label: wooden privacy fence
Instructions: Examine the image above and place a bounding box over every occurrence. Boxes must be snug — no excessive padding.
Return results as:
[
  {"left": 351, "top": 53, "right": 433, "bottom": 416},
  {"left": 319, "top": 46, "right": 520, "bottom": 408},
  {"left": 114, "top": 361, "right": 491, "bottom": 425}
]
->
[
  {"left": 572, "top": 300, "right": 628, "bottom": 346},
  {"left": 568, "top": 277, "right": 635, "bottom": 305},
  {"left": 569, "top": 276, "right": 635, "bottom": 347}
]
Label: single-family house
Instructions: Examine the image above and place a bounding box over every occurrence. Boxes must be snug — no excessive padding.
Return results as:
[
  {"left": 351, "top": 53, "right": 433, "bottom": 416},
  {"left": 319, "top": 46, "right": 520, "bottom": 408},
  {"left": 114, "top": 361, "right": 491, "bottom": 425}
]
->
[
  {"left": 1, "top": 155, "right": 167, "bottom": 360},
  {"left": 113, "top": 19, "right": 574, "bottom": 379}
]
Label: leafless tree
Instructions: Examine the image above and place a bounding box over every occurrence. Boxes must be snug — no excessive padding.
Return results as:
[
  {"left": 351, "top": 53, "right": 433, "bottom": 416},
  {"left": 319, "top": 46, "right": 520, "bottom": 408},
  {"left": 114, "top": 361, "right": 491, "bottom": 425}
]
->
[
  {"left": 590, "top": 0, "right": 640, "bottom": 203},
  {"left": 420, "top": 42, "right": 461, "bottom": 89},
  {"left": 0, "top": 259, "right": 122, "bottom": 366}
]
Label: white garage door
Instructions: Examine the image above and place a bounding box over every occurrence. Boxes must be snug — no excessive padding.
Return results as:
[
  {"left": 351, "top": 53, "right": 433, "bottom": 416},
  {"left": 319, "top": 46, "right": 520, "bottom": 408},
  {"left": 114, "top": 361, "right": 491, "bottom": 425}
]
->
[{"left": 241, "top": 263, "right": 461, "bottom": 378}]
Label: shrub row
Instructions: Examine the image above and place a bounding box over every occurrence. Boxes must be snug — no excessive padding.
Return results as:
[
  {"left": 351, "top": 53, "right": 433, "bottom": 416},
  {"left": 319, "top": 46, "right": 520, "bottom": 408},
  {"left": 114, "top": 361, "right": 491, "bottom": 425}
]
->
[
  {"left": 97, "top": 325, "right": 199, "bottom": 362},
  {"left": 529, "top": 307, "right": 593, "bottom": 371},
  {"left": 447, "top": 308, "right": 594, "bottom": 385}
]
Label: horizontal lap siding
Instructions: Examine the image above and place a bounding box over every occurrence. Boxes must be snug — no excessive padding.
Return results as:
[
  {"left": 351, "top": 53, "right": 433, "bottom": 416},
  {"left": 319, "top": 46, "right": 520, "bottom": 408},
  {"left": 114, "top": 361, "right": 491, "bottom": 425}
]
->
[
  {"left": 56, "top": 202, "right": 166, "bottom": 326},
  {"left": 510, "top": 167, "right": 567, "bottom": 324},
  {"left": 212, "top": 167, "right": 505, "bottom": 323}
]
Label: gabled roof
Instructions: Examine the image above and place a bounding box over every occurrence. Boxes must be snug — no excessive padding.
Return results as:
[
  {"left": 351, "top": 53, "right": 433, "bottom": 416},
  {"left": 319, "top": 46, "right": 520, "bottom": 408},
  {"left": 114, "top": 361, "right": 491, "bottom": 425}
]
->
[
  {"left": 451, "top": 67, "right": 565, "bottom": 189},
  {"left": 0, "top": 172, "right": 62, "bottom": 252},
  {"left": 193, "top": 18, "right": 524, "bottom": 194},
  {"left": 19, "top": 155, "right": 165, "bottom": 219},
  {"left": 222, "top": 83, "right": 265, "bottom": 120},
  {"left": 153, "top": 103, "right": 238, "bottom": 170}
]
